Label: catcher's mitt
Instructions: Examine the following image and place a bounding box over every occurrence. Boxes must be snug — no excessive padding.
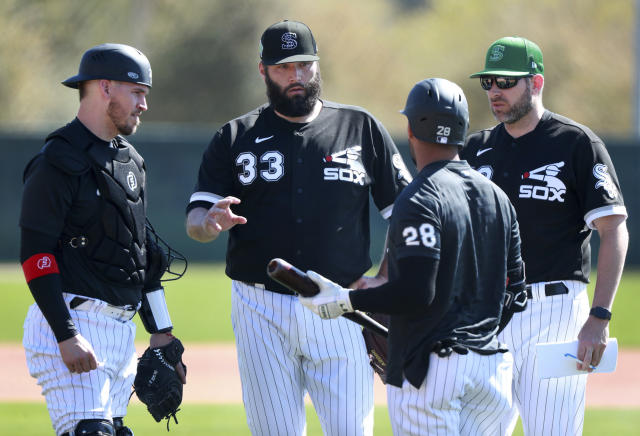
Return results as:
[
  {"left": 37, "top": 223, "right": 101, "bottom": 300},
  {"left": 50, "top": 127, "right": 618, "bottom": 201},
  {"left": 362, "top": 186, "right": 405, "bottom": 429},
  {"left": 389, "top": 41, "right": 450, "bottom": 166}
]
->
[
  {"left": 134, "top": 338, "right": 185, "bottom": 427},
  {"left": 361, "top": 313, "right": 389, "bottom": 383}
]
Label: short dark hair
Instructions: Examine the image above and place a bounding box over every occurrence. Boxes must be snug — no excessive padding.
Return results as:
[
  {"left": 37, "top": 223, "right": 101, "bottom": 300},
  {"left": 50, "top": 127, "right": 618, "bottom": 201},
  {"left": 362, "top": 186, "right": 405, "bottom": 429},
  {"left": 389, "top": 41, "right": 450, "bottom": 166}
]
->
[{"left": 78, "top": 82, "right": 88, "bottom": 101}]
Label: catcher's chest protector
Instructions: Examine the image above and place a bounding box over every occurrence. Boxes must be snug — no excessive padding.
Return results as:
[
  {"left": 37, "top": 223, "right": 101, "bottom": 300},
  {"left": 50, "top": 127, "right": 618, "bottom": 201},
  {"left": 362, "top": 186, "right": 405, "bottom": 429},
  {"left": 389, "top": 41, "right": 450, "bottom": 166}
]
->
[{"left": 47, "top": 125, "right": 148, "bottom": 287}]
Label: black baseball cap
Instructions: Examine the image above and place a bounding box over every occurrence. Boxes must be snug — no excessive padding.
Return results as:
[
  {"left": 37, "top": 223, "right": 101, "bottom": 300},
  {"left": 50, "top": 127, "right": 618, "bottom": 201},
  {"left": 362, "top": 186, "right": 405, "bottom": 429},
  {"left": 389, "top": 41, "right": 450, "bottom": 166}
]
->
[{"left": 260, "top": 20, "right": 319, "bottom": 65}]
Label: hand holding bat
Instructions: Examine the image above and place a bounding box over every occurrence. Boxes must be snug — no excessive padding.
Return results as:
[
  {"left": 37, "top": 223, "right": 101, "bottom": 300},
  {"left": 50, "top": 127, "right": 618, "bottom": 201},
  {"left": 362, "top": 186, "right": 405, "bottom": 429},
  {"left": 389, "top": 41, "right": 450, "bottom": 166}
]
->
[{"left": 267, "top": 258, "right": 388, "bottom": 337}]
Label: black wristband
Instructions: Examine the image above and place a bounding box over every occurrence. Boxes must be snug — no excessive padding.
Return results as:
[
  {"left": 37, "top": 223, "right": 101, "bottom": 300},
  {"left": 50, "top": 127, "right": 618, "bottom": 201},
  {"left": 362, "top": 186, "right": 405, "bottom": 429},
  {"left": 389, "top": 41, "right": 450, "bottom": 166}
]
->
[{"left": 589, "top": 306, "right": 612, "bottom": 321}]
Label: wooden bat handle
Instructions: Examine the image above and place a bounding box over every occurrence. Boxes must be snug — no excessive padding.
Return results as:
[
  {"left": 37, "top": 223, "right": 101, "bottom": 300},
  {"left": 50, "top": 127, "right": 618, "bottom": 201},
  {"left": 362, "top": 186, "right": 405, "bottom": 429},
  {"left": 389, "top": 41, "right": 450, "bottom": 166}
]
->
[
  {"left": 267, "top": 258, "right": 388, "bottom": 337},
  {"left": 267, "top": 258, "right": 320, "bottom": 297}
]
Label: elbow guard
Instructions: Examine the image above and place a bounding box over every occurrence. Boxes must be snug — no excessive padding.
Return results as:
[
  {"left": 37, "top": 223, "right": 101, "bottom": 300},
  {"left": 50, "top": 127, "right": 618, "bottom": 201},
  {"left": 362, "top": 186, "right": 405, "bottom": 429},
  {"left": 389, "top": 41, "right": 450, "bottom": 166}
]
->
[
  {"left": 138, "top": 287, "right": 173, "bottom": 334},
  {"left": 505, "top": 261, "right": 527, "bottom": 313},
  {"left": 498, "top": 261, "right": 528, "bottom": 334}
]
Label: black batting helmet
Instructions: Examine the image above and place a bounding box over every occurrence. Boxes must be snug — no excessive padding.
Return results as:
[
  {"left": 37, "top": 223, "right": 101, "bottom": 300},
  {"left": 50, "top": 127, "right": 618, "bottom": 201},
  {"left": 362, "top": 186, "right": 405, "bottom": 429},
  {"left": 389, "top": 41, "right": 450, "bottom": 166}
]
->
[
  {"left": 62, "top": 43, "right": 152, "bottom": 89},
  {"left": 400, "top": 78, "right": 469, "bottom": 146}
]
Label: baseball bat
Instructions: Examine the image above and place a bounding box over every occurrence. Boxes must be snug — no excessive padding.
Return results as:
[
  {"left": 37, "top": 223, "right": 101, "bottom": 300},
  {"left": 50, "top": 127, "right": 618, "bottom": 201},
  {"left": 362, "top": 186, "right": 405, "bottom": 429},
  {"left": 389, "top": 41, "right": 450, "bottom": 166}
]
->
[{"left": 267, "top": 258, "right": 389, "bottom": 338}]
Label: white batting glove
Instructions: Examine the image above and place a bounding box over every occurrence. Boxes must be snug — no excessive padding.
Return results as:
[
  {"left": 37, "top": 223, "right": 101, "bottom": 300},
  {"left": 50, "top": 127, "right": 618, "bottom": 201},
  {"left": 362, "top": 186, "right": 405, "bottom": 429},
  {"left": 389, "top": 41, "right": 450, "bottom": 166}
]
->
[{"left": 299, "top": 270, "right": 354, "bottom": 319}]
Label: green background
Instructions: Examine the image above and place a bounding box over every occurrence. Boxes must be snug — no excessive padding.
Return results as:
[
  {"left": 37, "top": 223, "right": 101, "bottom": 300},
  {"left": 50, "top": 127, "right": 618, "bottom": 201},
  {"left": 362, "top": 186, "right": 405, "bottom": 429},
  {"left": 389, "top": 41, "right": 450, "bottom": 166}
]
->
[
  {"left": 3, "top": 264, "right": 639, "bottom": 435},
  {"left": 4, "top": 264, "right": 640, "bottom": 345}
]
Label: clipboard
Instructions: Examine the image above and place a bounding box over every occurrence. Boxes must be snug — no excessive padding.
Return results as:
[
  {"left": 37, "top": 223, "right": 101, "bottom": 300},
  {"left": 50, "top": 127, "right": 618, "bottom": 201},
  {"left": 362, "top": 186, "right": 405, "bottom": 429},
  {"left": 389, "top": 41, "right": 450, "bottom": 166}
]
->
[{"left": 535, "top": 338, "right": 618, "bottom": 379}]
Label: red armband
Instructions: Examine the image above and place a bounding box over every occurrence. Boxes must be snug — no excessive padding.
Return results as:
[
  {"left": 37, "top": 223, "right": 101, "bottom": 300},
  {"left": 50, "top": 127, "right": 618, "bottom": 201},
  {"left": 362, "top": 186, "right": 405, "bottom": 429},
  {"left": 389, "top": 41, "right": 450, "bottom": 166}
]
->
[{"left": 22, "top": 253, "right": 60, "bottom": 283}]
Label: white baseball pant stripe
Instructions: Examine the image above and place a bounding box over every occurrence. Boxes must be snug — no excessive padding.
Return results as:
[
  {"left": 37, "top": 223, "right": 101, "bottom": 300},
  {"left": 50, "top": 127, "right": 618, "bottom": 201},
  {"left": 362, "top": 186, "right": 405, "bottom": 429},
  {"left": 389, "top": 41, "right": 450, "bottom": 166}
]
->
[
  {"left": 387, "top": 350, "right": 513, "bottom": 436},
  {"left": 498, "top": 280, "right": 589, "bottom": 436},
  {"left": 231, "top": 281, "right": 374, "bottom": 436},
  {"left": 23, "top": 293, "right": 137, "bottom": 436}
]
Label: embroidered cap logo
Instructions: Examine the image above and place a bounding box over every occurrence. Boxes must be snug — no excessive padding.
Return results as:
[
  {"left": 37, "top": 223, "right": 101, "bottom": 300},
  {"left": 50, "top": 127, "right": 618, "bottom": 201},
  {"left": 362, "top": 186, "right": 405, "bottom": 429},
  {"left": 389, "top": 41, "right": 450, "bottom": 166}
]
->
[
  {"left": 489, "top": 45, "right": 505, "bottom": 61},
  {"left": 281, "top": 32, "right": 298, "bottom": 50}
]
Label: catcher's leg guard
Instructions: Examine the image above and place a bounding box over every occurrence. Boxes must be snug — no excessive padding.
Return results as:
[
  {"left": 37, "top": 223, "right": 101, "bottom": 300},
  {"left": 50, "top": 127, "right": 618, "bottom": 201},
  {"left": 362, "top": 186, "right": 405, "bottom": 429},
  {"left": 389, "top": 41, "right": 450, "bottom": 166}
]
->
[
  {"left": 60, "top": 419, "right": 115, "bottom": 436},
  {"left": 113, "top": 417, "right": 134, "bottom": 436}
]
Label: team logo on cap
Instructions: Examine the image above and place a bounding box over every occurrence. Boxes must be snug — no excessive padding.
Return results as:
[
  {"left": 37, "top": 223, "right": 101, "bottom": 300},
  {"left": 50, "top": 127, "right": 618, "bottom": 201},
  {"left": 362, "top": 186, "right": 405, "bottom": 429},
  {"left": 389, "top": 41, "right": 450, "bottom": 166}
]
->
[
  {"left": 593, "top": 163, "right": 617, "bottom": 199},
  {"left": 128, "top": 72, "right": 139, "bottom": 79},
  {"left": 519, "top": 161, "right": 566, "bottom": 202},
  {"left": 489, "top": 45, "right": 505, "bottom": 61},
  {"left": 127, "top": 171, "right": 137, "bottom": 191},
  {"left": 281, "top": 32, "right": 298, "bottom": 50}
]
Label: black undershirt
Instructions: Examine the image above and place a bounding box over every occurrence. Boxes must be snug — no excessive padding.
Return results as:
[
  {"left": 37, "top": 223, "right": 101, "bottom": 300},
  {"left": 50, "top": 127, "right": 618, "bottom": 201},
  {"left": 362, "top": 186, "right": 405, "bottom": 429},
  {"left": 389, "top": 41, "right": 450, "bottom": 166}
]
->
[
  {"left": 349, "top": 256, "right": 438, "bottom": 315},
  {"left": 21, "top": 228, "right": 77, "bottom": 342}
]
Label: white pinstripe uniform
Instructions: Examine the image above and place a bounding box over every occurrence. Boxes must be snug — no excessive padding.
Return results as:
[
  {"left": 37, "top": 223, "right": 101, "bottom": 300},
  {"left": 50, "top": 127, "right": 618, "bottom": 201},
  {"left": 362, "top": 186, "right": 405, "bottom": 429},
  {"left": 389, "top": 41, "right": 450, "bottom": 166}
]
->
[
  {"left": 231, "top": 281, "right": 373, "bottom": 436},
  {"left": 387, "top": 351, "right": 514, "bottom": 436},
  {"left": 187, "top": 93, "right": 410, "bottom": 434},
  {"left": 23, "top": 293, "right": 137, "bottom": 435},
  {"left": 498, "top": 281, "right": 590, "bottom": 435},
  {"left": 359, "top": 159, "right": 523, "bottom": 436},
  {"left": 463, "top": 109, "right": 628, "bottom": 436}
]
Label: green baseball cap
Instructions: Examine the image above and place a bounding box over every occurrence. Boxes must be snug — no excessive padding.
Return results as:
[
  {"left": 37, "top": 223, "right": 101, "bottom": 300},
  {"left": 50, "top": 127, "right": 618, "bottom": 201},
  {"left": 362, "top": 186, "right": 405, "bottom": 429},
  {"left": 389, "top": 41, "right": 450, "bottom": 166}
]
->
[{"left": 470, "top": 36, "right": 544, "bottom": 78}]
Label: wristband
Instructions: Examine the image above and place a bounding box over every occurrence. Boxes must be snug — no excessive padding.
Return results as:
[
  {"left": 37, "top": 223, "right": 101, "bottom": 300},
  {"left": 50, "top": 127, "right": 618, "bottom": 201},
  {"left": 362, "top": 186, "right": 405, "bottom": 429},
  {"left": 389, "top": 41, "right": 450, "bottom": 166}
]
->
[
  {"left": 139, "top": 287, "right": 173, "bottom": 333},
  {"left": 589, "top": 306, "right": 612, "bottom": 321}
]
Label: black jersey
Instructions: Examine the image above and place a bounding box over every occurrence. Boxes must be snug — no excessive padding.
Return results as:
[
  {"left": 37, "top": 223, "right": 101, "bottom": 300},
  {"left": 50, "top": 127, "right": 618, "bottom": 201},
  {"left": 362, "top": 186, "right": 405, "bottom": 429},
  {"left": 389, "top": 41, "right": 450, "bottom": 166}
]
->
[
  {"left": 462, "top": 110, "right": 626, "bottom": 284},
  {"left": 384, "top": 160, "right": 521, "bottom": 387},
  {"left": 188, "top": 101, "right": 411, "bottom": 292},
  {"left": 20, "top": 119, "right": 146, "bottom": 307}
]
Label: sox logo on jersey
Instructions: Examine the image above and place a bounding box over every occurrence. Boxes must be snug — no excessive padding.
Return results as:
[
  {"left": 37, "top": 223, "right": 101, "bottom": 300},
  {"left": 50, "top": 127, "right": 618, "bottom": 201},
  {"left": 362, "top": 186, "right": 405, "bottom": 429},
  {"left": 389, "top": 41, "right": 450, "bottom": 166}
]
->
[
  {"left": 593, "top": 163, "right": 618, "bottom": 199},
  {"left": 519, "top": 161, "right": 566, "bottom": 202},
  {"left": 323, "top": 145, "right": 367, "bottom": 185}
]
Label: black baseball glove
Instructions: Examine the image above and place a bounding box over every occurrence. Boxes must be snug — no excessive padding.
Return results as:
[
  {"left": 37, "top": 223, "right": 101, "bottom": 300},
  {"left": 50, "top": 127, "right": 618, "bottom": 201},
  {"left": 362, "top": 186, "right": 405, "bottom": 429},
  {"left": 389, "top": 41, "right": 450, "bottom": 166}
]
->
[
  {"left": 134, "top": 338, "right": 185, "bottom": 427},
  {"left": 361, "top": 312, "right": 389, "bottom": 383}
]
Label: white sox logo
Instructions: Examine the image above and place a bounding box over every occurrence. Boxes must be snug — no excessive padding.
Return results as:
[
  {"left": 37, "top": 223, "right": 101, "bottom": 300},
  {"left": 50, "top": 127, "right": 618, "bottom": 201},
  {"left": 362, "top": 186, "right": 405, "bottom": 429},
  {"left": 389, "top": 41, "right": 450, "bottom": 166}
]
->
[
  {"left": 593, "top": 164, "right": 617, "bottom": 199},
  {"left": 36, "top": 255, "right": 52, "bottom": 270},
  {"left": 489, "top": 45, "right": 505, "bottom": 61},
  {"left": 281, "top": 32, "right": 298, "bottom": 50},
  {"left": 323, "top": 146, "right": 367, "bottom": 185},
  {"left": 126, "top": 171, "right": 137, "bottom": 191},
  {"left": 476, "top": 165, "right": 494, "bottom": 180},
  {"left": 392, "top": 153, "right": 411, "bottom": 183},
  {"left": 519, "top": 161, "right": 566, "bottom": 202}
]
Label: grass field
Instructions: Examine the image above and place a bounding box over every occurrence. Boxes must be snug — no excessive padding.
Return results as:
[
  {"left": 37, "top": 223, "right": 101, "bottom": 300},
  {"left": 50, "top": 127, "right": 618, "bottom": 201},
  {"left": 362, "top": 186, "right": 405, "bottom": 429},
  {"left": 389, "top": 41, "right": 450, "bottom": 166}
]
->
[
  {"left": 3, "top": 263, "right": 640, "bottom": 434},
  {"left": 1, "top": 403, "right": 639, "bottom": 436},
  {"left": 3, "top": 263, "right": 640, "bottom": 345}
]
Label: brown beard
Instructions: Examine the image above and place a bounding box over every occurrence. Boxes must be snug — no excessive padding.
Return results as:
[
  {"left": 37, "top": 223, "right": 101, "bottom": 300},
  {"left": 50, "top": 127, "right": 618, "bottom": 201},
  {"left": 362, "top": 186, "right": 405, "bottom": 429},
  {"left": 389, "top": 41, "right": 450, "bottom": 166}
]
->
[
  {"left": 264, "top": 67, "right": 322, "bottom": 117},
  {"left": 107, "top": 99, "right": 139, "bottom": 136},
  {"left": 492, "top": 79, "right": 533, "bottom": 124}
]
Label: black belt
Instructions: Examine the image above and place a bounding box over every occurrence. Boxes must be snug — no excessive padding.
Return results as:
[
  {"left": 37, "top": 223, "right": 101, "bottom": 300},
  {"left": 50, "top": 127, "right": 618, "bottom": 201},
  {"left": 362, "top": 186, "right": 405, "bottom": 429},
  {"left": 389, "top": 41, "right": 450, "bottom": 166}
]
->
[{"left": 525, "top": 282, "right": 569, "bottom": 299}]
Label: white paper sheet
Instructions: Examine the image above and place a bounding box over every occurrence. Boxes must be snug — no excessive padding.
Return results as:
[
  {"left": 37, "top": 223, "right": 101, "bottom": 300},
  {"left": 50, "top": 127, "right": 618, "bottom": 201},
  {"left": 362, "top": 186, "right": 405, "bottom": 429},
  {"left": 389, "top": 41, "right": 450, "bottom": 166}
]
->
[{"left": 535, "top": 338, "right": 618, "bottom": 379}]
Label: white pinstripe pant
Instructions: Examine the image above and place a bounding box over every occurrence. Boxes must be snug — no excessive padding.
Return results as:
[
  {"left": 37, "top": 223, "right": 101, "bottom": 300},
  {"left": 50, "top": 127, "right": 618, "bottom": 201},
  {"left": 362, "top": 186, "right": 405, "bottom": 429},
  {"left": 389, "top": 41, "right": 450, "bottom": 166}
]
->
[
  {"left": 23, "top": 293, "right": 137, "bottom": 435},
  {"left": 498, "top": 280, "right": 589, "bottom": 436},
  {"left": 387, "top": 350, "right": 513, "bottom": 436},
  {"left": 231, "top": 281, "right": 374, "bottom": 436}
]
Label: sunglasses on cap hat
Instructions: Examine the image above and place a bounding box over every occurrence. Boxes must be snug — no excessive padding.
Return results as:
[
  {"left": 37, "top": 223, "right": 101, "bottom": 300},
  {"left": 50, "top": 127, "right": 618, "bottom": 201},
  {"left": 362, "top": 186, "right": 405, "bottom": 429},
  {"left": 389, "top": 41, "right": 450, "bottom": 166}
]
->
[{"left": 480, "top": 75, "right": 532, "bottom": 90}]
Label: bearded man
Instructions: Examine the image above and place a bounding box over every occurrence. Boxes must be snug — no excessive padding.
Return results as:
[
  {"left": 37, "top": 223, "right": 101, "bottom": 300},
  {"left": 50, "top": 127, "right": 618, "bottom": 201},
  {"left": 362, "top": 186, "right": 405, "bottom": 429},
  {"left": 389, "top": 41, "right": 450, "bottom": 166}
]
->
[
  {"left": 461, "top": 36, "right": 628, "bottom": 436},
  {"left": 185, "top": 20, "right": 411, "bottom": 436}
]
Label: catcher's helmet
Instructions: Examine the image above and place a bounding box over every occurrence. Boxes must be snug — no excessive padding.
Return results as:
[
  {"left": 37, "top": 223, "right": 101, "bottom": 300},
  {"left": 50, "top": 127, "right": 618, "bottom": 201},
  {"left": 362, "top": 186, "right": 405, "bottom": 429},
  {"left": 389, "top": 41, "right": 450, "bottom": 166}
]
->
[
  {"left": 62, "top": 43, "right": 152, "bottom": 89},
  {"left": 400, "top": 78, "right": 469, "bottom": 146}
]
